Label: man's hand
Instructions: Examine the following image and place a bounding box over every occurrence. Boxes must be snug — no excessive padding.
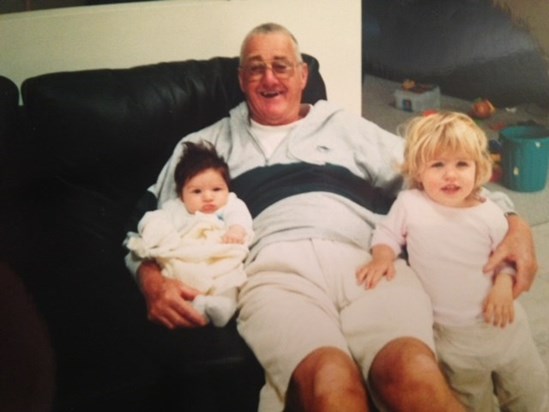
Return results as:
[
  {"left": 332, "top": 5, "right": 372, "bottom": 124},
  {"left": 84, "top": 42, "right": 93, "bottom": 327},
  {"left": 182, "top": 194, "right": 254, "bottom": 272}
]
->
[
  {"left": 137, "top": 260, "right": 208, "bottom": 329},
  {"left": 484, "top": 214, "right": 538, "bottom": 298}
]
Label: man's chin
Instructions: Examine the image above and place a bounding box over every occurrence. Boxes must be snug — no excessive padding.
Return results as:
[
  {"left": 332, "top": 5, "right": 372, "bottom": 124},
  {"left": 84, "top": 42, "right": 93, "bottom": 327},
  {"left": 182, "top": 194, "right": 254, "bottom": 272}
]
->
[{"left": 254, "top": 109, "right": 289, "bottom": 125}]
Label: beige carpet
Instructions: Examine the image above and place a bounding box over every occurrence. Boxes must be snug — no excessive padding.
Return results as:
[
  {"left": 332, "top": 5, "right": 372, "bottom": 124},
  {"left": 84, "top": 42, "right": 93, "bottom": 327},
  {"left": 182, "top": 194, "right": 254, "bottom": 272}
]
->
[
  {"left": 521, "top": 223, "right": 549, "bottom": 373},
  {"left": 362, "top": 73, "right": 549, "bottom": 380}
]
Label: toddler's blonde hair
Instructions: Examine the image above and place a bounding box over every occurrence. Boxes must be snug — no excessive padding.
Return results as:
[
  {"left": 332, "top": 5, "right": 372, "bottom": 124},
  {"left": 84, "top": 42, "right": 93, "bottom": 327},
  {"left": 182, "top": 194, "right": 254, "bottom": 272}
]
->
[{"left": 400, "top": 111, "right": 493, "bottom": 195}]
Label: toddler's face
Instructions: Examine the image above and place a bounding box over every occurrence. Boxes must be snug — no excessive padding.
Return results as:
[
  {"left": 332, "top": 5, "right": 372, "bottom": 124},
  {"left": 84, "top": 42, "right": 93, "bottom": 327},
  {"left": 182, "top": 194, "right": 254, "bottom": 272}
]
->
[
  {"left": 182, "top": 168, "right": 229, "bottom": 214},
  {"left": 417, "top": 151, "right": 477, "bottom": 208}
]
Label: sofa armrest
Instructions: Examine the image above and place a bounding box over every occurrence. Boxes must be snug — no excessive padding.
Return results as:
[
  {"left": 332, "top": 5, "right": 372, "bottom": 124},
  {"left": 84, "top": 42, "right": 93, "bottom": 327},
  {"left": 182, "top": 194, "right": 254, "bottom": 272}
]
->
[
  {"left": 0, "top": 75, "right": 18, "bottom": 187},
  {"left": 0, "top": 75, "right": 18, "bottom": 145}
]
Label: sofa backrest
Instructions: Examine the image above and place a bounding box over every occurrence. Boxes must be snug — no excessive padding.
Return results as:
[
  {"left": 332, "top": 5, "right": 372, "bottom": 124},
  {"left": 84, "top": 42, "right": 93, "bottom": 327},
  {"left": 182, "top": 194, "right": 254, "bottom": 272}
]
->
[
  {"left": 20, "top": 55, "right": 326, "bottom": 205},
  {"left": 14, "top": 55, "right": 326, "bottom": 258}
]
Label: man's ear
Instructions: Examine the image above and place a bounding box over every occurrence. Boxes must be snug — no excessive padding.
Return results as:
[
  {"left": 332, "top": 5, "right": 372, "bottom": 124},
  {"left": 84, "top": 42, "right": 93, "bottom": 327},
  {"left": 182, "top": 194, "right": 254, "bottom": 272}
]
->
[
  {"left": 300, "top": 63, "right": 309, "bottom": 90},
  {"left": 238, "top": 69, "right": 245, "bottom": 93}
]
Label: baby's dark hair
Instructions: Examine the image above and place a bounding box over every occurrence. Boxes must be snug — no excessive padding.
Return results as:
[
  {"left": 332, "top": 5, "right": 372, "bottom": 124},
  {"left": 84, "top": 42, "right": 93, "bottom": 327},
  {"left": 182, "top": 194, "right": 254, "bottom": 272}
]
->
[{"left": 174, "top": 141, "right": 230, "bottom": 195}]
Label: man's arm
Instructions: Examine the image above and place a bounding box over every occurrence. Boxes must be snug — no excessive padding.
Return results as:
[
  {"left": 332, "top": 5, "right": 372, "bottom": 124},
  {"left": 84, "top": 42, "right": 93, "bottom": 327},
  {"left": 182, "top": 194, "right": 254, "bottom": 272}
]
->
[{"left": 484, "top": 213, "right": 538, "bottom": 298}]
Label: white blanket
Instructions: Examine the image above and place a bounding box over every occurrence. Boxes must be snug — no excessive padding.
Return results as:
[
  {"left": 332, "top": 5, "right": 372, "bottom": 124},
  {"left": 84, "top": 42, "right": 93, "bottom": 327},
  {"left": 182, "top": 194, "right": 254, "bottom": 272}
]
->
[{"left": 125, "top": 210, "right": 248, "bottom": 294}]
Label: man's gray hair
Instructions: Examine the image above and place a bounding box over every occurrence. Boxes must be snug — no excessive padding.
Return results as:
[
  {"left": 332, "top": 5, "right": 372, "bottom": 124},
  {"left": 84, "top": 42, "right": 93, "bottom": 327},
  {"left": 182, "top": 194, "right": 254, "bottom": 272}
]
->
[{"left": 239, "top": 22, "right": 303, "bottom": 64}]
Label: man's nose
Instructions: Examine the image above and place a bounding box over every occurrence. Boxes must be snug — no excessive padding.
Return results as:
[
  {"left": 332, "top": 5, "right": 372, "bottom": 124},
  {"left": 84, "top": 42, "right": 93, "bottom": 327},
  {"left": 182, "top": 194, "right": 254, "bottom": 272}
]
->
[{"left": 261, "top": 67, "right": 278, "bottom": 83}]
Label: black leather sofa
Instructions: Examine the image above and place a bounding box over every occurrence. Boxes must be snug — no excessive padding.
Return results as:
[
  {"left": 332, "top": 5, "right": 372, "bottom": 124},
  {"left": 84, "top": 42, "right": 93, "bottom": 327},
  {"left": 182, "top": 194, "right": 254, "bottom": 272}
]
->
[{"left": 0, "top": 55, "right": 326, "bottom": 412}]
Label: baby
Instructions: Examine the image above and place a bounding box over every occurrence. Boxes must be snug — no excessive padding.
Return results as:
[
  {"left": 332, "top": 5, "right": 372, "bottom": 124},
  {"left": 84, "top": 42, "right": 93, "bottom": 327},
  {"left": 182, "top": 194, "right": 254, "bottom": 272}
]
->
[{"left": 125, "top": 141, "right": 253, "bottom": 327}]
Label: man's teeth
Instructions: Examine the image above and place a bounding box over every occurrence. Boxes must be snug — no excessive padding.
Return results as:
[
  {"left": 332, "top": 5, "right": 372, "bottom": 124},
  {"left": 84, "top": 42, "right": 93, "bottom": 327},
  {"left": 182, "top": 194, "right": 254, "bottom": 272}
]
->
[{"left": 261, "top": 91, "right": 280, "bottom": 98}]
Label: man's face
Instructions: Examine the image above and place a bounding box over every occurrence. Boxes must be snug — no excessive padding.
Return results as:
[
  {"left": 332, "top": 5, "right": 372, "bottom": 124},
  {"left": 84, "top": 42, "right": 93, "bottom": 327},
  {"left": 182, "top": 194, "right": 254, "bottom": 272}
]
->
[{"left": 239, "top": 32, "right": 309, "bottom": 126}]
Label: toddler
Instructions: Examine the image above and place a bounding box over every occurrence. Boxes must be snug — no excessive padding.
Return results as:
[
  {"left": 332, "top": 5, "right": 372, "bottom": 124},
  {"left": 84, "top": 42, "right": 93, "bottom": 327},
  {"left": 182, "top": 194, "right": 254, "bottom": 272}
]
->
[{"left": 356, "top": 111, "right": 548, "bottom": 411}]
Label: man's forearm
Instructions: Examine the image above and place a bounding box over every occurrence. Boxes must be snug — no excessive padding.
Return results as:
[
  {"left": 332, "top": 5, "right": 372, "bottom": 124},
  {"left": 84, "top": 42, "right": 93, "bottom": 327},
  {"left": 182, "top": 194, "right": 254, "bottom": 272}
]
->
[
  {"left": 503, "top": 213, "right": 538, "bottom": 297},
  {"left": 505, "top": 213, "right": 536, "bottom": 254},
  {"left": 137, "top": 260, "right": 164, "bottom": 295}
]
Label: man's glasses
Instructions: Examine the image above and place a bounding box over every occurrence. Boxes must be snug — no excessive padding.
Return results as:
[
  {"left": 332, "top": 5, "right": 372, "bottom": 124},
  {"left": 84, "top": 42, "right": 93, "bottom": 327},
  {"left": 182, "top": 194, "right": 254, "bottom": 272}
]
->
[{"left": 240, "top": 60, "right": 300, "bottom": 81}]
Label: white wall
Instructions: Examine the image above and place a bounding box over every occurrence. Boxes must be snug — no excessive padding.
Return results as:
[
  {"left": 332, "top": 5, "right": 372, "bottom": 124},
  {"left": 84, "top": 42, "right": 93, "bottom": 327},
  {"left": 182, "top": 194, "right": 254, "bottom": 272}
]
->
[{"left": 0, "top": 0, "right": 362, "bottom": 114}]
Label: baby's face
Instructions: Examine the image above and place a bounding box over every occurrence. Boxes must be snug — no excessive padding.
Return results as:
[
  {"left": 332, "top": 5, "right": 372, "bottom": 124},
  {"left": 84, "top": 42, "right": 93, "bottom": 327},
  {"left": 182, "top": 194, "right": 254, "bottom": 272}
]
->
[{"left": 182, "top": 168, "right": 229, "bottom": 214}]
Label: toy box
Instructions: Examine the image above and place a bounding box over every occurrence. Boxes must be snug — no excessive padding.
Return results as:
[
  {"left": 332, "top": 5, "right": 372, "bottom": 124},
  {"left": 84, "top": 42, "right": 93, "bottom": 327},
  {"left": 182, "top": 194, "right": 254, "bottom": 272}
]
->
[{"left": 394, "top": 83, "right": 440, "bottom": 112}]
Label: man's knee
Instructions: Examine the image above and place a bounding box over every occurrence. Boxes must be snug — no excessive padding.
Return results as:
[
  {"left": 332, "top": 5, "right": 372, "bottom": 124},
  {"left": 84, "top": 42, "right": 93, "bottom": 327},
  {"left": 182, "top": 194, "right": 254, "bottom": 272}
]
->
[
  {"left": 369, "top": 337, "right": 464, "bottom": 411},
  {"left": 286, "top": 347, "right": 368, "bottom": 411},
  {"left": 370, "top": 337, "right": 439, "bottom": 390}
]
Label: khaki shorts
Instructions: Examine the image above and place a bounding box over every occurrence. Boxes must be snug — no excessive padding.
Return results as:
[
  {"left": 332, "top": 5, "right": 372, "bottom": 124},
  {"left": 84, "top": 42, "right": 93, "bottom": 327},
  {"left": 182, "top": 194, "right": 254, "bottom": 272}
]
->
[
  {"left": 434, "top": 304, "right": 549, "bottom": 412},
  {"left": 237, "top": 239, "right": 434, "bottom": 411}
]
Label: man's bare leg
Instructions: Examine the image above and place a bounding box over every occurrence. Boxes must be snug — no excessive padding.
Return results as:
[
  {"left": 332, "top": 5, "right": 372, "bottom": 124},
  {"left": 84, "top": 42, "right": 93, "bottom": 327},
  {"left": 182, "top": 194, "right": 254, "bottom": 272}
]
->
[
  {"left": 285, "top": 347, "right": 369, "bottom": 412},
  {"left": 369, "top": 337, "right": 465, "bottom": 412}
]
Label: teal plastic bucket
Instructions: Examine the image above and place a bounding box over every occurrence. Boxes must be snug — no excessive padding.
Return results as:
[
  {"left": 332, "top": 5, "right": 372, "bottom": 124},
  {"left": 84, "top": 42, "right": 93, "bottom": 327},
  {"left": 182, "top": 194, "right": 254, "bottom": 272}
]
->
[{"left": 500, "top": 125, "right": 549, "bottom": 192}]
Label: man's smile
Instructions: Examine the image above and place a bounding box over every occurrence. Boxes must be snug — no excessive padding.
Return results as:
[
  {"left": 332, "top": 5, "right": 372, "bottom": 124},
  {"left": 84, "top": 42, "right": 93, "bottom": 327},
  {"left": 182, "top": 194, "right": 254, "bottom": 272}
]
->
[{"left": 260, "top": 90, "right": 283, "bottom": 98}]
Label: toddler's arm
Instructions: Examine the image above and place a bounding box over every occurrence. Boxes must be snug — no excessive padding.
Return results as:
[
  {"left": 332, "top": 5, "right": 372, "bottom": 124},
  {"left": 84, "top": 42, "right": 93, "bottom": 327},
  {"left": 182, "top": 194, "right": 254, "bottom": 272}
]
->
[
  {"left": 484, "top": 272, "right": 515, "bottom": 328},
  {"left": 356, "top": 244, "right": 397, "bottom": 289}
]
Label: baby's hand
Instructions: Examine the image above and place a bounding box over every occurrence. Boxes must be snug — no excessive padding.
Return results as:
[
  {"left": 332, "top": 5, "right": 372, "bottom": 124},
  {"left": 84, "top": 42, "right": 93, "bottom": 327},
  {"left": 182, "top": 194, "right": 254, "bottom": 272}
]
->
[
  {"left": 484, "top": 273, "right": 515, "bottom": 328},
  {"left": 221, "top": 225, "right": 246, "bottom": 244},
  {"left": 356, "top": 259, "right": 395, "bottom": 290}
]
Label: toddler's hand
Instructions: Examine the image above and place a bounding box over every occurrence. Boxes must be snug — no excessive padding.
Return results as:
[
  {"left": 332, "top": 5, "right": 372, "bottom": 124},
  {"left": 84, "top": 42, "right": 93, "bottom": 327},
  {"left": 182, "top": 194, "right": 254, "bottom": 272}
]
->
[
  {"left": 484, "top": 273, "right": 515, "bottom": 327},
  {"left": 356, "top": 259, "right": 395, "bottom": 290}
]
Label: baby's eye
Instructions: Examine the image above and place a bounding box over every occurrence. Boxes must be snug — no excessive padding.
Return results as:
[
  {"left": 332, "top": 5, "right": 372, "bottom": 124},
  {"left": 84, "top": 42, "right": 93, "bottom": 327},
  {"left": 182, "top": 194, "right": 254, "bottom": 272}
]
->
[
  {"left": 430, "top": 161, "right": 444, "bottom": 168},
  {"left": 457, "top": 161, "right": 472, "bottom": 168}
]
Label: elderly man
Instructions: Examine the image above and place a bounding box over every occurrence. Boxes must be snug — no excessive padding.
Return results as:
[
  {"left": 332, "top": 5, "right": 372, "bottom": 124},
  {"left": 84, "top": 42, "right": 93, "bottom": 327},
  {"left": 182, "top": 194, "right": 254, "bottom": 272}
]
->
[{"left": 126, "top": 23, "right": 537, "bottom": 412}]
